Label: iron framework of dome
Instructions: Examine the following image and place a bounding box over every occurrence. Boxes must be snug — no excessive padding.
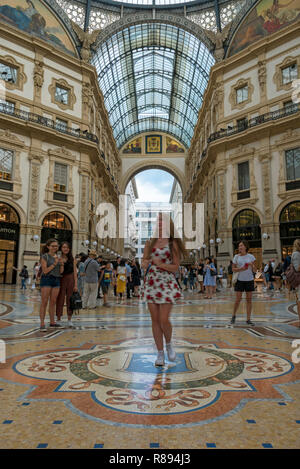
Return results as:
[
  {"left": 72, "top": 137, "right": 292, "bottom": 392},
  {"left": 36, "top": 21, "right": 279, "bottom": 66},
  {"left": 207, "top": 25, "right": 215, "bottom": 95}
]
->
[
  {"left": 53, "top": 0, "right": 256, "bottom": 148},
  {"left": 92, "top": 23, "right": 215, "bottom": 148}
]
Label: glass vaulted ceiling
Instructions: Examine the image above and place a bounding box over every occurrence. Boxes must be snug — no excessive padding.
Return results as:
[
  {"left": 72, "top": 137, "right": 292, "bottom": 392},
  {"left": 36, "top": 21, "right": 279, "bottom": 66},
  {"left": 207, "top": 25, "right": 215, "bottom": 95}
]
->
[{"left": 92, "top": 23, "right": 215, "bottom": 149}]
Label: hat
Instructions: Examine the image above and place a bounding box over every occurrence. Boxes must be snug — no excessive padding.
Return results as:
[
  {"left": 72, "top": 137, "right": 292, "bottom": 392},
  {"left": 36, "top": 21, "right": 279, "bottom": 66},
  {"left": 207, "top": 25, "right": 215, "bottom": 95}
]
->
[{"left": 89, "top": 249, "right": 97, "bottom": 256}]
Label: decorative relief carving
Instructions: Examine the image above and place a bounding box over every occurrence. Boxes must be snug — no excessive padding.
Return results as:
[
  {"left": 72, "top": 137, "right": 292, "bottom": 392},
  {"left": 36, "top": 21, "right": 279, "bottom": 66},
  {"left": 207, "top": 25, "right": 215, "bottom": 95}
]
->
[
  {"left": 79, "top": 174, "right": 88, "bottom": 230},
  {"left": 71, "top": 21, "right": 101, "bottom": 62},
  {"left": 33, "top": 60, "right": 44, "bottom": 101},
  {"left": 29, "top": 163, "right": 40, "bottom": 224},
  {"left": 258, "top": 60, "right": 267, "bottom": 100},
  {"left": 205, "top": 22, "right": 232, "bottom": 62}
]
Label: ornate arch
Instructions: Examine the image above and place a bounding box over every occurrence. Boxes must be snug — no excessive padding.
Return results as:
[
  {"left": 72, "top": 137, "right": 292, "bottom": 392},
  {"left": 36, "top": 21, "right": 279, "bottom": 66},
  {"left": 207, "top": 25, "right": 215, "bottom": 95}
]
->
[
  {"left": 227, "top": 206, "right": 263, "bottom": 230},
  {"left": 38, "top": 208, "right": 78, "bottom": 232},
  {"left": 274, "top": 197, "right": 300, "bottom": 224},
  {"left": 120, "top": 159, "right": 186, "bottom": 196},
  {"left": 93, "top": 13, "right": 214, "bottom": 52},
  {"left": 0, "top": 197, "right": 26, "bottom": 225}
]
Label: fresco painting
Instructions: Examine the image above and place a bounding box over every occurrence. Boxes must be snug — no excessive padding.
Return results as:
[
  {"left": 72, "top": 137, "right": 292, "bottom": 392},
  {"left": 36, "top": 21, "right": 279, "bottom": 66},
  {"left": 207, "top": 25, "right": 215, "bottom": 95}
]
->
[
  {"left": 229, "top": 0, "right": 300, "bottom": 56},
  {"left": 0, "top": 0, "right": 76, "bottom": 56},
  {"left": 166, "top": 137, "right": 185, "bottom": 153},
  {"left": 122, "top": 137, "right": 142, "bottom": 154}
]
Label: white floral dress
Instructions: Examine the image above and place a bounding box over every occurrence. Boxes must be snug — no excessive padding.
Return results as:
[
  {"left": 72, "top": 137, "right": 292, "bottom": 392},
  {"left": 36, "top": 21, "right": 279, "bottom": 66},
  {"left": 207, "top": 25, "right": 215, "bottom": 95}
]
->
[{"left": 143, "top": 245, "right": 182, "bottom": 304}]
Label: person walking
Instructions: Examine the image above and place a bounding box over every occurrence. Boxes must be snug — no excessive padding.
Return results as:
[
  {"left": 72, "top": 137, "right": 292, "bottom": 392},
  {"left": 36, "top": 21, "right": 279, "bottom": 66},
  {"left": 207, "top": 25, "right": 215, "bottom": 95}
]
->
[
  {"left": 142, "top": 213, "right": 185, "bottom": 367},
  {"left": 227, "top": 261, "right": 233, "bottom": 288},
  {"left": 77, "top": 253, "right": 87, "bottom": 296},
  {"left": 99, "top": 261, "right": 113, "bottom": 307},
  {"left": 231, "top": 240, "right": 257, "bottom": 326},
  {"left": 203, "top": 257, "right": 217, "bottom": 299},
  {"left": 291, "top": 239, "right": 300, "bottom": 323},
  {"left": 56, "top": 242, "right": 78, "bottom": 328},
  {"left": 39, "top": 239, "right": 64, "bottom": 331},
  {"left": 82, "top": 250, "right": 102, "bottom": 310},
  {"left": 125, "top": 259, "right": 132, "bottom": 299},
  {"left": 131, "top": 259, "right": 141, "bottom": 297},
  {"left": 197, "top": 260, "right": 204, "bottom": 293},
  {"left": 113, "top": 256, "right": 121, "bottom": 297},
  {"left": 19, "top": 265, "right": 29, "bottom": 291},
  {"left": 116, "top": 259, "right": 127, "bottom": 303}
]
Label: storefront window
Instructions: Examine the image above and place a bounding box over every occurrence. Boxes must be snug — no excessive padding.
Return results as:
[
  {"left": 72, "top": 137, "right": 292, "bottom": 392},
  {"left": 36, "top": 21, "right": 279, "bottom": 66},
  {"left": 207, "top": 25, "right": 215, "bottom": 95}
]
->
[{"left": 280, "top": 201, "right": 300, "bottom": 256}]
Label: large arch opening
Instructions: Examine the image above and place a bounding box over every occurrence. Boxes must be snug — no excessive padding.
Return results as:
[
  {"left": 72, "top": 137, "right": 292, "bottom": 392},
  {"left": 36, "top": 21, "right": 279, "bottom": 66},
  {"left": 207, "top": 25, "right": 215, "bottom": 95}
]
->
[{"left": 124, "top": 167, "right": 183, "bottom": 263}]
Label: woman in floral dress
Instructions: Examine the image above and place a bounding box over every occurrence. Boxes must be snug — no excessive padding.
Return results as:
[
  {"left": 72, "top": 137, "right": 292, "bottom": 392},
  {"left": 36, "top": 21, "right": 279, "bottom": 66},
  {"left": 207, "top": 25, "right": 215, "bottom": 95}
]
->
[{"left": 142, "top": 213, "right": 186, "bottom": 366}]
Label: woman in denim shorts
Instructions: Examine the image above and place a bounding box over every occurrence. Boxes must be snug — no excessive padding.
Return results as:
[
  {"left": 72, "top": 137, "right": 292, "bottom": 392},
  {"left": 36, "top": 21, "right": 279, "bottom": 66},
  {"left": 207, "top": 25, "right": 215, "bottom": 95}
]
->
[{"left": 39, "top": 238, "right": 64, "bottom": 331}]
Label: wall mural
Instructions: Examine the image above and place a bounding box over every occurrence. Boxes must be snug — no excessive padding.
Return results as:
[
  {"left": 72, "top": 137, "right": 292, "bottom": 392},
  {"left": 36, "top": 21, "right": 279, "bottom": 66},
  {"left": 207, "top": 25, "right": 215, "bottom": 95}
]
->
[
  {"left": 122, "top": 137, "right": 142, "bottom": 154},
  {"left": 228, "top": 0, "right": 300, "bottom": 56},
  {"left": 0, "top": 0, "right": 76, "bottom": 56},
  {"left": 166, "top": 137, "right": 185, "bottom": 153}
]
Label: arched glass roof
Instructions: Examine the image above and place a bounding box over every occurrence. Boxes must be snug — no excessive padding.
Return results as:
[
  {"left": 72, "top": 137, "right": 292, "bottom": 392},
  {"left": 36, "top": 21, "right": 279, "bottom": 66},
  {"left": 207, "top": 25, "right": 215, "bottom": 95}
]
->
[{"left": 92, "top": 23, "right": 215, "bottom": 148}]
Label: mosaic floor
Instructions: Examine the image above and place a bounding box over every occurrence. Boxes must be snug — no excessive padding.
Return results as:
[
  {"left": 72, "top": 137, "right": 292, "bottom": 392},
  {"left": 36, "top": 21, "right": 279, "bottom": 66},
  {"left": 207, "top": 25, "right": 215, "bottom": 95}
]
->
[{"left": 0, "top": 285, "right": 300, "bottom": 449}]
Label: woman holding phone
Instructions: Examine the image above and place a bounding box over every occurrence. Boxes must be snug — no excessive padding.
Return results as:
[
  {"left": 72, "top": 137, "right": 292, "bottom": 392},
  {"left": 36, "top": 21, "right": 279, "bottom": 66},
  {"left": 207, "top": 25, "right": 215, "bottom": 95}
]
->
[
  {"left": 142, "top": 213, "right": 185, "bottom": 366},
  {"left": 56, "top": 242, "right": 78, "bottom": 327},
  {"left": 231, "top": 240, "right": 257, "bottom": 325},
  {"left": 39, "top": 238, "right": 64, "bottom": 331}
]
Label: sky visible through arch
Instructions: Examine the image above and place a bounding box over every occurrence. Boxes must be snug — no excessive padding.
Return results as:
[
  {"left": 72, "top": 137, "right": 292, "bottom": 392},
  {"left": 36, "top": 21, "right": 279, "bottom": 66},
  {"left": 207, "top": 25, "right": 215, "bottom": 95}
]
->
[{"left": 134, "top": 170, "right": 174, "bottom": 202}]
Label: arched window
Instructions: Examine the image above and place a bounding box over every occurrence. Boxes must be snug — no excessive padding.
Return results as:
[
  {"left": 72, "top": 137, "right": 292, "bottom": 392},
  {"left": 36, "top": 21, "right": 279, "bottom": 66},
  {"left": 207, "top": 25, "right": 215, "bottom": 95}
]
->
[
  {"left": 0, "top": 203, "right": 19, "bottom": 224},
  {"left": 279, "top": 201, "right": 300, "bottom": 256},
  {"left": 41, "top": 211, "right": 72, "bottom": 248},
  {"left": 232, "top": 209, "right": 261, "bottom": 250},
  {"left": 42, "top": 211, "right": 72, "bottom": 230}
]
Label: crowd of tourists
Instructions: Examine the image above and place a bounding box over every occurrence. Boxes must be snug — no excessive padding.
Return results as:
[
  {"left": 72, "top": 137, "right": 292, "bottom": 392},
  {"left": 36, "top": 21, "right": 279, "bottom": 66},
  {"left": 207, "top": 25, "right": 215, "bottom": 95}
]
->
[{"left": 16, "top": 236, "right": 300, "bottom": 335}]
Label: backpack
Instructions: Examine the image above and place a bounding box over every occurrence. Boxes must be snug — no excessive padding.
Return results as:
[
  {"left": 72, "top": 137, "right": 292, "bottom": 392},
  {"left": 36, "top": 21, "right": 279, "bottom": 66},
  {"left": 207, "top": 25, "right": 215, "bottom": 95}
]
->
[{"left": 285, "top": 264, "right": 300, "bottom": 289}]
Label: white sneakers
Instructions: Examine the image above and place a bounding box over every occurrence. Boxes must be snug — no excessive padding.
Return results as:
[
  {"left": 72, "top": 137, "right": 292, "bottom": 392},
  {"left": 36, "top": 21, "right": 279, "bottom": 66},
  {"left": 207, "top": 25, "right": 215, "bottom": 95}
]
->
[
  {"left": 166, "top": 343, "right": 176, "bottom": 362},
  {"left": 155, "top": 344, "right": 176, "bottom": 366},
  {"left": 155, "top": 351, "right": 165, "bottom": 366}
]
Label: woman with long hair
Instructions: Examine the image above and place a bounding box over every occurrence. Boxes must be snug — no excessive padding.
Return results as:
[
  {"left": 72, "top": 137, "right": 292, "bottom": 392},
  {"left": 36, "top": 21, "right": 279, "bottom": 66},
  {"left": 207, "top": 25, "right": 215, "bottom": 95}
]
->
[
  {"left": 131, "top": 258, "right": 141, "bottom": 297},
  {"left": 56, "top": 242, "right": 78, "bottom": 327},
  {"left": 142, "top": 213, "right": 186, "bottom": 366},
  {"left": 39, "top": 238, "right": 64, "bottom": 331},
  {"left": 231, "top": 240, "right": 257, "bottom": 325}
]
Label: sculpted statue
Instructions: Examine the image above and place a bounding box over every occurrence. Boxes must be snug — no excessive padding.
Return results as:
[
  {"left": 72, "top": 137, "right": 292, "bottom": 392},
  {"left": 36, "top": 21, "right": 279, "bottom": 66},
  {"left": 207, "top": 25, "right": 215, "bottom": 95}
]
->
[
  {"left": 71, "top": 21, "right": 101, "bottom": 62},
  {"left": 205, "top": 22, "right": 232, "bottom": 62}
]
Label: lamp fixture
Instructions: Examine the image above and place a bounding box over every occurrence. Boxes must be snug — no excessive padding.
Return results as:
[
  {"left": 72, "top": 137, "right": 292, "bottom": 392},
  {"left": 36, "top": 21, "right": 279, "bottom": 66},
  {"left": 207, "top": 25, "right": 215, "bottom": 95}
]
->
[
  {"left": 82, "top": 239, "right": 90, "bottom": 247},
  {"left": 31, "top": 234, "right": 39, "bottom": 243},
  {"left": 262, "top": 233, "right": 270, "bottom": 240},
  {"left": 209, "top": 239, "right": 214, "bottom": 245}
]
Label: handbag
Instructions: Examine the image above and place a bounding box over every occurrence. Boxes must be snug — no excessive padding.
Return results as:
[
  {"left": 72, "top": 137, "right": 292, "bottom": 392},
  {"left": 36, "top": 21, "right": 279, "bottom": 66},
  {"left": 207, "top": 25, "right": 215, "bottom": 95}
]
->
[
  {"left": 70, "top": 291, "right": 82, "bottom": 311},
  {"left": 285, "top": 264, "right": 300, "bottom": 289}
]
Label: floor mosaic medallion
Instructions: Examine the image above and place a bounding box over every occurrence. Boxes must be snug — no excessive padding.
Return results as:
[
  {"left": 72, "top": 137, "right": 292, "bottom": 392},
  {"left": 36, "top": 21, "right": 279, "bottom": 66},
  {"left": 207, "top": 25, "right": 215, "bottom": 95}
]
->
[{"left": 3, "top": 338, "right": 298, "bottom": 427}]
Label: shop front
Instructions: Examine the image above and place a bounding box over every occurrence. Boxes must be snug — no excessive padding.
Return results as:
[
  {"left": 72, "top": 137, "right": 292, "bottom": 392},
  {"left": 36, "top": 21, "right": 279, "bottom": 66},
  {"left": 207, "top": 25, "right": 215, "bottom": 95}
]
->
[
  {"left": 232, "top": 209, "right": 262, "bottom": 267},
  {"left": 0, "top": 203, "right": 20, "bottom": 284},
  {"left": 41, "top": 211, "right": 73, "bottom": 251},
  {"left": 280, "top": 201, "right": 300, "bottom": 257}
]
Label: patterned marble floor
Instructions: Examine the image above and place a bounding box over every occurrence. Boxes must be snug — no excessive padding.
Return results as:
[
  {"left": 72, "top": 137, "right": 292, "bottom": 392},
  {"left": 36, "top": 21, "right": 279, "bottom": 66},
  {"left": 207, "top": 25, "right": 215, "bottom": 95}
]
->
[{"left": 0, "top": 285, "right": 300, "bottom": 449}]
